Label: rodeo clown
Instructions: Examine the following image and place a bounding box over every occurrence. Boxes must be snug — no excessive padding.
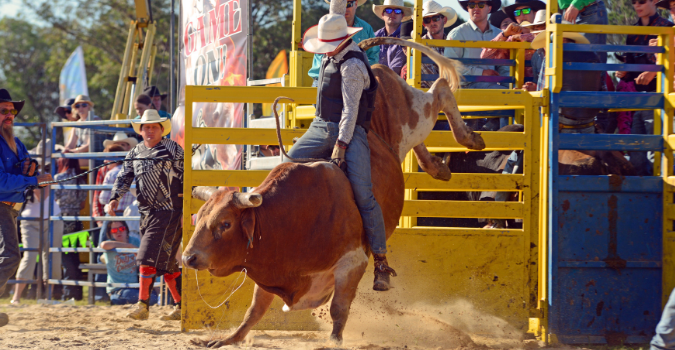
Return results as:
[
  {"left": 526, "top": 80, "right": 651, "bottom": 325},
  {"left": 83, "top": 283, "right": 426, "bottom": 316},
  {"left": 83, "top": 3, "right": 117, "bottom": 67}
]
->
[
  {"left": 0, "top": 89, "right": 52, "bottom": 327},
  {"left": 108, "top": 109, "right": 184, "bottom": 320},
  {"left": 289, "top": 0, "right": 397, "bottom": 291}
]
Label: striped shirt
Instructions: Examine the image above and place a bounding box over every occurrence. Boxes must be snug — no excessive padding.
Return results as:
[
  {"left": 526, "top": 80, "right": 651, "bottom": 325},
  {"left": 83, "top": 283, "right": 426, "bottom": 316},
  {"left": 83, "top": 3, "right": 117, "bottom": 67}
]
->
[{"left": 110, "top": 139, "right": 184, "bottom": 213}]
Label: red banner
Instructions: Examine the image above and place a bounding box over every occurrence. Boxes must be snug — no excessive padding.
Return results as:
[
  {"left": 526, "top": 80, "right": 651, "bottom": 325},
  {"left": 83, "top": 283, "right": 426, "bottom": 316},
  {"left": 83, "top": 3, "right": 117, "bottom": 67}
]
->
[{"left": 173, "top": 0, "right": 247, "bottom": 171}]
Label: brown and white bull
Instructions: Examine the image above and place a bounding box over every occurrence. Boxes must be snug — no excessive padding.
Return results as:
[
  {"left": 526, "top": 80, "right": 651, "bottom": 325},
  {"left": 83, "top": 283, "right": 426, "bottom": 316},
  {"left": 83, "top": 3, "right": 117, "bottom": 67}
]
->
[{"left": 183, "top": 37, "right": 485, "bottom": 348}]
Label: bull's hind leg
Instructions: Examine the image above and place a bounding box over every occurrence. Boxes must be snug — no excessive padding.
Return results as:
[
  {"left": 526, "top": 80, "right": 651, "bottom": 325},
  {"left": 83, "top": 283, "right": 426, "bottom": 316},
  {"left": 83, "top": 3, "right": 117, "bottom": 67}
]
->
[
  {"left": 329, "top": 249, "right": 368, "bottom": 345},
  {"left": 191, "top": 284, "right": 274, "bottom": 348},
  {"left": 429, "top": 79, "right": 486, "bottom": 150}
]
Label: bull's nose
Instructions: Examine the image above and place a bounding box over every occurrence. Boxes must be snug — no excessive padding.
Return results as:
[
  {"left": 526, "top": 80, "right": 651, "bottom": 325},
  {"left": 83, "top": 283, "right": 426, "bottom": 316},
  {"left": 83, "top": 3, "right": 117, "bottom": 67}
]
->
[{"left": 183, "top": 254, "right": 198, "bottom": 269}]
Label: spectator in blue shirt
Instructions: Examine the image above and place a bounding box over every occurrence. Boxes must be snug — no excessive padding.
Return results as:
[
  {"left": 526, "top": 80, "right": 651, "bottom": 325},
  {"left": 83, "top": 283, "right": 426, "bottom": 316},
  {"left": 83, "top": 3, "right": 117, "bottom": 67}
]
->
[
  {"left": 0, "top": 88, "right": 52, "bottom": 326},
  {"left": 308, "top": 0, "right": 380, "bottom": 86},
  {"left": 373, "top": 0, "right": 413, "bottom": 75}
]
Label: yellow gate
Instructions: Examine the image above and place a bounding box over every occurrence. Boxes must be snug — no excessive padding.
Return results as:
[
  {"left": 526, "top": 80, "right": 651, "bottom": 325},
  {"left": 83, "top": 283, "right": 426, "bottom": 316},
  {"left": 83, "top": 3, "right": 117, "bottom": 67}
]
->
[{"left": 180, "top": 0, "right": 545, "bottom": 335}]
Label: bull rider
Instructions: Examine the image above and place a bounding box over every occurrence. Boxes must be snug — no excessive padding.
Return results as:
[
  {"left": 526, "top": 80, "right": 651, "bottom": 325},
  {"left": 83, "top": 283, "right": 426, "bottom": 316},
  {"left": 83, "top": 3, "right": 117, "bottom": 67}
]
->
[
  {"left": 289, "top": 0, "right": 397, "bottom": 291},
  {"left": 0, "top": 89, "right": 53, "bottom": 326},
  {"left": 108, "top": 109, "right": 184, "bottom": 320}
]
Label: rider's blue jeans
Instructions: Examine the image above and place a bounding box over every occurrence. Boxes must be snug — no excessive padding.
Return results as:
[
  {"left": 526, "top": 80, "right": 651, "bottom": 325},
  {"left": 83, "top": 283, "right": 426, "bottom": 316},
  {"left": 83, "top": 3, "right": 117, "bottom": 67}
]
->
[{"left": 286, "top": 118, "right": 387, "bottom": 254}]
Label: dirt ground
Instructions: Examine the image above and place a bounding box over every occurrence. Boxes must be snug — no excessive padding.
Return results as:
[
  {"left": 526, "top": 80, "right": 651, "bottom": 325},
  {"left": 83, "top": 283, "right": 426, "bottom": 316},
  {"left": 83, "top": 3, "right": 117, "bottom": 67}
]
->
[{"left": 0, "top": 301, "right": 650, "bottom": 350}]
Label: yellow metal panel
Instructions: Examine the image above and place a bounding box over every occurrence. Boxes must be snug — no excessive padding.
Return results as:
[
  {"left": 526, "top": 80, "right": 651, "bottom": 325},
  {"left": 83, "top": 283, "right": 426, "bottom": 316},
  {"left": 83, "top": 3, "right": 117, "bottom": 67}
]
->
[
  {"left": 665, "top": 230, "right": 675, "bottom": 305},
  {"left": 401, "top": 200, "right": 523, "bottom": 218},
  {"left": 395, "top": 227, "right": 524, "bottom": 236},
  {"left": 552, "top": 23, "right": 674, "bottom": 35},
  {"left": 419, "top": 39, "right": 531, "bottom": 49},
  {"left": 403, "top": 172, "right": 524, "bottom": 191},
  {"left": 192, "top": 170, "right": 270, "bottom": 187},
  {"left": 425, "top": 130, "right": 526, "bottom": 150},
  {"left": 191, "top": 127, "right": 306, "bottom": 145},
  {"left": 190, "top": 170, "right": 523, "bottom": 191},
  {"left": 185, "top": 86, "right": 317, "bottom": 104}
]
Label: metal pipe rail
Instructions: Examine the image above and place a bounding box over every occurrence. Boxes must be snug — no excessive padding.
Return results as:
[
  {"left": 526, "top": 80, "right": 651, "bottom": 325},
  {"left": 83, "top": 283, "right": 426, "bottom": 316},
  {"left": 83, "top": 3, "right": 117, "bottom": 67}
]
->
[{"left": 48, "top": 119, "right": 143, "bottom": 304}]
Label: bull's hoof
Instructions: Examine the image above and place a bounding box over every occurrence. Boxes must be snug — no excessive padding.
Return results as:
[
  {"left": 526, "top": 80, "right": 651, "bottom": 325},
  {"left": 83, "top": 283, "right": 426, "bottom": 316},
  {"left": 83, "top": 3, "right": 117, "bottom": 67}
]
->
[
  {"left": 0, "top": 313, "right": 8, "bottom": 327},
  {"left": 189, "top": 337, "right": 235, "bottom": 348},
  {"left": 190, "top": 338, "right": 210, "bottom": 347},
  {"left": 330, "top": 333, "right": 343, "bottom": 346},
  {"left": 468, "top": 131, "right": 486, "bottom": 150}
]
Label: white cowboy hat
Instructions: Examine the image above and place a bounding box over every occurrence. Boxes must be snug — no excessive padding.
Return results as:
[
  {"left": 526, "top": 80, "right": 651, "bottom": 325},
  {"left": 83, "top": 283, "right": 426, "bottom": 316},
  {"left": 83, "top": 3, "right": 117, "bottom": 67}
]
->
[
  {"left": 373, "top": 0, "right": 414, "bottom": 22},
  {"left": 422, "top": 0, "right": 458, "bottom": 28},
  {"left": 521, "top": 9, "right": 546, "bottom": 28},
  {"left": 131, "top": 109, "right": 172, "bottom": 136},
  {"left": 324, "top": 0, "right": 367, "bottom": 6},
  {"left": 531, "top": 16, "right": 590, "bottom": 49},
  {"left": 302, "top": 14, "right": 363, "bottom": 54},
  {"left": 103, "top": 131, "right": 139, "bottom": 149}
]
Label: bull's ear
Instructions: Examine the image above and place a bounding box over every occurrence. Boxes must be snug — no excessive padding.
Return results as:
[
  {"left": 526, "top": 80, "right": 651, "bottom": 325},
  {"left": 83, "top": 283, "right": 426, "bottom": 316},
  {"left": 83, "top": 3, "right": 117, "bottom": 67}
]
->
[{"left": 241, "top": 209, "right": 256, "bottom": 248}]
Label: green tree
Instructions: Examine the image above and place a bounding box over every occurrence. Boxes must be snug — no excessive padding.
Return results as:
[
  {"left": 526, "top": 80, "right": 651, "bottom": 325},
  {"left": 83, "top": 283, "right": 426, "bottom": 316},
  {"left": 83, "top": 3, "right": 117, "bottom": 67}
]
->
[
  {"left": 0, "top": 17, "right": 75, "bottom": 147},
  {"left": 23, "top": 0, "right": 177, "bottom": 117}
]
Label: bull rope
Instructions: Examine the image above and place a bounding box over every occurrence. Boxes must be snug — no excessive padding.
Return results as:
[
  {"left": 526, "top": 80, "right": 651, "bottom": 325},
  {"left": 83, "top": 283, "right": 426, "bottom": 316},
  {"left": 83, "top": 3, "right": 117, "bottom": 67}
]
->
[
  {"left": 271, "top": 97, "right": 327, "bottom": 163},
  {"left": 194, "top": 267, "right": 247, "bottom": 308}
]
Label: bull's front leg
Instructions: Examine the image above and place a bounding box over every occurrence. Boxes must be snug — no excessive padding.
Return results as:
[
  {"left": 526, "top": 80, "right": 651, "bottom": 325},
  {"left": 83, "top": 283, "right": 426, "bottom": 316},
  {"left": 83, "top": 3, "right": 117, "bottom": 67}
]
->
[
  {"left": 413, "top": 143, "right": 452, "bottom": 181},
  {"left": 191, "top": 284, "right": 274, "bottom": 348}
]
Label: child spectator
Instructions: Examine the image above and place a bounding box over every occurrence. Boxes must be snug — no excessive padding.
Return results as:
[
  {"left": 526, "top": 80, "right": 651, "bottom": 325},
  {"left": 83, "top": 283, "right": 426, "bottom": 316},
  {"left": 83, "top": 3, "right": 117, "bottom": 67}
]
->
[{"left": 100, "top": 221, "right": 157, "bottom": 305}]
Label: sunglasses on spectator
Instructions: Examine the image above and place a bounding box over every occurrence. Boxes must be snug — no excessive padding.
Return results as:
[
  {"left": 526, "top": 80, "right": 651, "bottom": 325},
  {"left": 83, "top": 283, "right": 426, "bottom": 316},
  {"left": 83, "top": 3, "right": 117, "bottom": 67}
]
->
[
  {"left": 514, "top": 7, "right": 532, "bottom": 16},
  {"left": 631, "top": 0, "right": 648, "bottom": 4},
  {"left": 384, "top": 8, "right": 404, "bottom": 14},
  {"left": 346, "top": 0, "right": 356, "bottom": 8},
  {"left": 0, "top": 109, "right": 18, "bottom": 116},
  {"left": 423, "top": 15, "right": 443, "bottom": 24},
  {"left": 467, "top": 2, "right": 487, "bottom": 9},
  {"left": 111, "top": 226, "right": 127, "bottom": 234},
  {"left": 74, "top": 103, "right": 89, "bottom": 108}
]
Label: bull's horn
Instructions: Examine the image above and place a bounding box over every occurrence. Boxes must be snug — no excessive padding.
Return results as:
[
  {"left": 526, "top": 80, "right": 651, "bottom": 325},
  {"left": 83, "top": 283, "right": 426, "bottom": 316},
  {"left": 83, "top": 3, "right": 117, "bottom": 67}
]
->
[
  {"left": 192, "top": 186, "right": 218, "bottom": 201},
  {"left": 234, "top": 192, "right": 263, "bottom": 208}
]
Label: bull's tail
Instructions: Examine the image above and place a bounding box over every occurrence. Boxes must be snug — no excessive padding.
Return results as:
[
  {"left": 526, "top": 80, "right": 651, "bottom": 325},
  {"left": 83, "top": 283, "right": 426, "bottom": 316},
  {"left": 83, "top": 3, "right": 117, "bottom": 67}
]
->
[{"left": 358, "top": 37, "right": 464, "bottom": 92}]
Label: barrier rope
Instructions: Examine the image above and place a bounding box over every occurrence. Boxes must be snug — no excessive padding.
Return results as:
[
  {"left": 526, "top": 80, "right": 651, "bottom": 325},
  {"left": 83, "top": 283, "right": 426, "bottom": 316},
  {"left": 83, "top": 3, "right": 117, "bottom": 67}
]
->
[{"left": 33, "top": 143, "right": 202, "bottom": 188}]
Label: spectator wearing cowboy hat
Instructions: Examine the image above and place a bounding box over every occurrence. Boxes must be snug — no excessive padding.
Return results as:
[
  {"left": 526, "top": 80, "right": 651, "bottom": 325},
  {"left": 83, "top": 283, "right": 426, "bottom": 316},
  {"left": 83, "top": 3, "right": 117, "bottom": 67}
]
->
[
  {"left": 293, "top": 0, "right": 396, "bottom": 292},
  {"left": 557, "top": 0, "right": 608, "bottom": 62},
  {"left": 373, "top": 0, "right": 414, "bottom": 75},
  {"left": 399, "top": 1, "right": 458, "bottom": 88},
  {"left": 307, "top": 0, "right": 380, "bottom": 86},
  {"left": 489, "top": 9, "right": 514, "bottom": 31},
  {"left": 142, "top": 86, "right": 171, "bottom": 120},
  {"left": 445, "top": 0, "right": 508, "bottom": 131},
  {"left": 54, "top": 98, "right": 77, "bottom": 121},
  {"left": 481, "top": 8, "right": 547, "bottom": 77},
  {"left": 0, "top": 89, "right": 52, "bottom": 325},
  {"left": 109, "top": 109, "right": 184, "bottom": 321},
  {"left": 64, "top": 95, "right": 101, "bottom": 162}
]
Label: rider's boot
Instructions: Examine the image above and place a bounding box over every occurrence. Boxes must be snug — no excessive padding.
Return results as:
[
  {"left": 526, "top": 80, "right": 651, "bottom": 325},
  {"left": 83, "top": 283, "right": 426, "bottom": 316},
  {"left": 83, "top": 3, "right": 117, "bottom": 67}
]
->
[{"left": 373, "top": 253, "right": 397, "bottom": 291}]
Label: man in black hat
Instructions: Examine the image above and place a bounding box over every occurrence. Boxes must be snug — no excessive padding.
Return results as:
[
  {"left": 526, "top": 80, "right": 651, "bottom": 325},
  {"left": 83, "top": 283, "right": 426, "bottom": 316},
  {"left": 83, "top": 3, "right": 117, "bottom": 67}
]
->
[
  {"left": 54, "top": 98, "right": 77, "bottom": 121},
  {"left": 142, "top": 86, "right": 171, "bottom": 120},
  {"left": 0, "top": 88, "right": 53, "bottom": 326}
]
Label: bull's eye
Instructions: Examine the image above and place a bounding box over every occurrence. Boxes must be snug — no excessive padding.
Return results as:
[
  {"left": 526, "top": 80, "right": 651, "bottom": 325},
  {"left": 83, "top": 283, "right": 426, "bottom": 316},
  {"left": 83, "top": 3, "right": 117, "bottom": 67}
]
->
[{"left": 221, "top": 222, "right": 231, "bottom": 230}]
